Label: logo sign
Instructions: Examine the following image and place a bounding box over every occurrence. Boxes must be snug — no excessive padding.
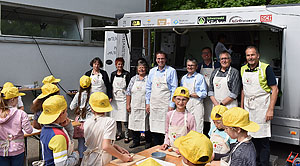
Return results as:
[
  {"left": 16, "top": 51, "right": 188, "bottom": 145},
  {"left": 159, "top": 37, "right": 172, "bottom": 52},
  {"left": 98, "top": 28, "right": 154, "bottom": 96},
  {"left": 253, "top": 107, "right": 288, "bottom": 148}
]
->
[
  {"left": 157, "top": 19, "right": 167, "bottom": 25},
  {"left": 173, "top": 20, "right": 179, "bottom": 25},
  {"left": 229, "top": 16, "right": 257, "bottom": 23},
  {"left": 197, "top": 16, "right": 226, "bottom": 24},
  {"left": 260, "top": 15, "right": 272, "bottom": 22},
  {"left": 131, "top": 20, "right": 141, "bottom": 26}
]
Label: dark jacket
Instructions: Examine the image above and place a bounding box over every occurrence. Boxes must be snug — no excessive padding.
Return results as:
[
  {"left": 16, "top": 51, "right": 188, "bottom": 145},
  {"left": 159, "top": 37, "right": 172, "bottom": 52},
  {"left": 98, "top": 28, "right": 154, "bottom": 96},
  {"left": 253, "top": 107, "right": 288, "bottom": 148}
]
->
[{"left": 85, "top": 69, "right": 112, "bottom": 99}]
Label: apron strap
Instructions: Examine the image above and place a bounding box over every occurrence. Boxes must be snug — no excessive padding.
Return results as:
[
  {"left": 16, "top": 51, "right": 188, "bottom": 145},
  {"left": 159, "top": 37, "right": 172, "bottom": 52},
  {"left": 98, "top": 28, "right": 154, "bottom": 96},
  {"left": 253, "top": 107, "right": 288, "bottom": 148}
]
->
[
  {"left": 0, "top": 138, "right": 24, "bottom": 157},
  {"left": 169, "top": 110, "right": 176, "bottom": 127}
]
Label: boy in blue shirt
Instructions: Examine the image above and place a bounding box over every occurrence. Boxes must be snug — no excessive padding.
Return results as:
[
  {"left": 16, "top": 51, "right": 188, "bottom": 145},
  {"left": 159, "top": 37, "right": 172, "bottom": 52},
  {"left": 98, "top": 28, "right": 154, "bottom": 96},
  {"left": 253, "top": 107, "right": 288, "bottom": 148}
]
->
[
  {"left": 38, "top": 95, "right": 79, "bottom": 166},
  {"left": 208, "top": 105, "right": 236, "bottom": 160}
]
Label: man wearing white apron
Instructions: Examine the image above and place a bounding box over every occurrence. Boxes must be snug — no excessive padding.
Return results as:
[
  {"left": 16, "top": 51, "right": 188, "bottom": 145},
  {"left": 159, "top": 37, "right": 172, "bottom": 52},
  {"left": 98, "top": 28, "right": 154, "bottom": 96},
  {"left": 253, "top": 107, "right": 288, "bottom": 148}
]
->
[
  {"left": 208, "top": 51, "right": 240, "bottom": 109},
  {"left": 146, "top": 51, "right": 178, "bottom": 146},
  {"left": 181, "top": 58, "right": 207, "bottom": 133},
  {"left": 197, "top": 47, "right": 221, "bottom": 135},
  {"left": 241, "top": 46, "right": 278, "bottom": 166}
]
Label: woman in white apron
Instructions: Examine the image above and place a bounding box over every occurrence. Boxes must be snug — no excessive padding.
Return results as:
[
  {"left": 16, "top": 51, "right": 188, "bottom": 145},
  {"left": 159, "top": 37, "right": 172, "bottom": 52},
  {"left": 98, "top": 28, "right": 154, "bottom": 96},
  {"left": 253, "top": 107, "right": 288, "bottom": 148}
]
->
[
  {"left": 220, "top": 107, "right": 259, "bottom": 166},
  {"left": 126, "top": 59, "right": 151, "bottom": 148},
  {"left": 209, "top": 52, "right": 240, "bottom": 109},
  {"left": 160, "top": 87, "right": 196, "bottom": 150},
  {"left": 110, "top": 57, "right": 131, "bottom": 143},
  {"left": 85, "top": 57, "right": 112, "bottom": 99}
]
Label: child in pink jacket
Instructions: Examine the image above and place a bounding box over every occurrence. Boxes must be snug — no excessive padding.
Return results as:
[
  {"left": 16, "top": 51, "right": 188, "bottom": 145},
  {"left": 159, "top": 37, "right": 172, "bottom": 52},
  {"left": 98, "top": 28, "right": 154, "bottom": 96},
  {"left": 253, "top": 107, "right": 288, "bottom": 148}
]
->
[{"left": 0, "top": 87, "right": 33, "bottom": 166}]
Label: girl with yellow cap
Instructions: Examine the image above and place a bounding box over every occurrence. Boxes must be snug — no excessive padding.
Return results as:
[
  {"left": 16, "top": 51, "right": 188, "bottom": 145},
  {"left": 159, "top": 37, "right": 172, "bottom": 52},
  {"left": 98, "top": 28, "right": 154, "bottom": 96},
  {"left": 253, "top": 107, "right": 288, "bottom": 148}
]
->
[
  {"left": 1, "top": 82, "right": 24, "bottom": 110},
  {"left": 160, "top": 87, "right": 196, "bottom": 151},
  {"left": 81, "top": 92, "right": 133, "bottom": 166},
  {"left": 70, "top": 75, "right": 92, "bottom": 163},
  {"left": 0, "top": 87, "right": 33, "bottom": 166},
  {"left": 208, "top": 105, "right": 236, "bottom": 161},
  {"left": 31, "top": 83, "right": 60, "bottom": 129}
]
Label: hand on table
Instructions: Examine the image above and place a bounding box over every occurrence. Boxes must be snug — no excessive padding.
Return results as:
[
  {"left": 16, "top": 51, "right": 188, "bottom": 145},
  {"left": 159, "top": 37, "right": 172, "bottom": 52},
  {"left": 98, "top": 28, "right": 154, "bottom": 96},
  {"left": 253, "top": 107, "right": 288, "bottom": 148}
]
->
[
  {"left": 160, "top": 144, "right": 168, "bottom": 150},
  {"left": 115, "top": 145, "right": 129, "bottom": 154},
  {"left": 121, "top": 153, "right": 133, "bottom": 162}
]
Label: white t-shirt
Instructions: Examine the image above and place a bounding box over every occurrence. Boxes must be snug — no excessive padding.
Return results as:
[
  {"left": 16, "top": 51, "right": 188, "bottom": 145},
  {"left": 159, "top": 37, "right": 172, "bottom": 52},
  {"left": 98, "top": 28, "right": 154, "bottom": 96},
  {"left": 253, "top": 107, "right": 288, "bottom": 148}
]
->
[
  {"left": 17, "top": 96, "right": 24, "bottom": 108},
  {"left": 82, "top": 115, "right": 116, "bottom": 166}
]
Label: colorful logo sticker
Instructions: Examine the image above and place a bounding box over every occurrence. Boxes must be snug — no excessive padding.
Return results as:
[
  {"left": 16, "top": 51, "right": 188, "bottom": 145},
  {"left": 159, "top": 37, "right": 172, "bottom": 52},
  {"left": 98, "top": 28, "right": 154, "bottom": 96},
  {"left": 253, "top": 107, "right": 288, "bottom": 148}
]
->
[
  {"left": 229, "top": 16, "right": 257, "bottom": 23},
  {"left": 197, "top": 16, "right": 226, "bottom": 24},
  {"left": 173, "top": 19, "right": 179, "bottom": 25},
  {"left": 157, "top": 19, "right": 167, "bottom": 25},
  {"left": 260, "top": 15, "right": 272, "bottom": 22},
  {"left": 131, "top": 20, "right": 141, "bottom": 26}
]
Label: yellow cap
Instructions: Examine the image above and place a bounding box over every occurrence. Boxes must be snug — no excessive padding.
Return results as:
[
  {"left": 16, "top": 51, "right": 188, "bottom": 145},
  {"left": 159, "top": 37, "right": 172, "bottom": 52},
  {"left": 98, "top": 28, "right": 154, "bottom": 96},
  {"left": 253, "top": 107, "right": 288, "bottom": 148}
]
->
[
  {"left": 38, "top": 95, "right": 67, "bottom": 124},
  {"left": 174, "top": 130, "right": 213, "bottom": 164},
  {"left": 89, "top": 92, "right": 112, "bottom": 113},
  {"left": 1, "top": 82, "right": 15, "bottom": 93},
  {"left": 172, "top": 87, "right": 190, "bottom": 102},
  {"left": 222, "top": 107, "right": 260, "bottom": 132},
  {"left": 2, "top": 87, "right": 25, "bottom": 99},
  {"left": 137, "top": 158, "right": 162, "bottom": 166},
  {"left": 80, "top": 75, "right": 91, "bottom": 88},
  {"left": 42, "top": 75, "right": 61, "bottom": 84},
  {"left": 211, "top": 105, "right": 228, "bottom": 120},
  {"left": 37, "top": 83, "right": 59, "bottom": 99}
]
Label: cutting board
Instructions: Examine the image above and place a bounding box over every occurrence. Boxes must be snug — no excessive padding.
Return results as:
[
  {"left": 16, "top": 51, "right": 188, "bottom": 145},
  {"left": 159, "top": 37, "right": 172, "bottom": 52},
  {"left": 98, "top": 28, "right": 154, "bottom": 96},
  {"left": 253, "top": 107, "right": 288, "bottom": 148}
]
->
[
  {"left": 156, "top": 148, "right": 181, "bottom": 158},
  {"left": 110, "top": 154, "right": 146, "bottom": 166}
]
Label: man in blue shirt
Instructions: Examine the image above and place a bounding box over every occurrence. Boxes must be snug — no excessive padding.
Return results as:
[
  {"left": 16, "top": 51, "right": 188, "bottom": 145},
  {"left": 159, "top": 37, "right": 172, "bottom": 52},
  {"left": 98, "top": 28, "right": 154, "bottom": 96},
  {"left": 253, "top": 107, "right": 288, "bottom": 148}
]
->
[
  {"left": 146, "top": 51, "right": 178, "bottom": 146},
  {"left": 181, "top": 58, "right": 207, "bottom": 133}
]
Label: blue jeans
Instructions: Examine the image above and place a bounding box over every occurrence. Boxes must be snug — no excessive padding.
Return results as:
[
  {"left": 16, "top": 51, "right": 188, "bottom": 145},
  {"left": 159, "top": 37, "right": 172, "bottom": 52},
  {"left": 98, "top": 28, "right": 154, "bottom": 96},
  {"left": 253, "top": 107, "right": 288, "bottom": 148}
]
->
[
  {"left": 252, "top": 137, "right": 270, "bottom": 166},
  {"left": 0, "top": 152, "right": 25, "bottom": 166},
  {"left": 78, "top": 137, "right": 87, "bottom": 158}
]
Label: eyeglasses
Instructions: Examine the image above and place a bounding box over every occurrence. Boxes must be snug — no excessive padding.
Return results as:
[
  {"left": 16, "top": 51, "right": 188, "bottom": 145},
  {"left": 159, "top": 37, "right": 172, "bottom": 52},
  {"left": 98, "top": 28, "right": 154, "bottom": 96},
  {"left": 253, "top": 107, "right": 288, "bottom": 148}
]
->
[
  {"left": 220, "top": 57, "right": 230, "bottom": 61},
  {"left": 175, "top": 98, "right": 188, "bottom": 103},
  {"left": 187, "top": 64, "right": 196, "bottom": 67}
]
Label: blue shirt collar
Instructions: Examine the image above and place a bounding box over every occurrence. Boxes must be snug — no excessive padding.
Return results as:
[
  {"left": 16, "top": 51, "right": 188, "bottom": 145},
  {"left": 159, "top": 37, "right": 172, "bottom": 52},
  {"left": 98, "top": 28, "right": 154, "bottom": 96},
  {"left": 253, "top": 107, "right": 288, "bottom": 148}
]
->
[
  {"left": 186, "top": 72, "right": 197, "bottom": 78},
  {"left": 156, "top": 65, "right": 167, "bottom": 72}
]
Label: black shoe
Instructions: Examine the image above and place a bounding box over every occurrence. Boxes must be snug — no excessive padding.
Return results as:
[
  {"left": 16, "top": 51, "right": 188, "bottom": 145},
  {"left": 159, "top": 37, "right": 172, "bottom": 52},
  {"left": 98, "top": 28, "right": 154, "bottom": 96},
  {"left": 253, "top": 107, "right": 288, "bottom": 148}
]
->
[
  {"left": 116, "top": 135, "right": 122, "bottom": 141},
  {"left": 145, "top": 143, "right": 152, "bottom": 149},
  {"left": 140, "top": 136, "right": 146, "bottom": 141},
  {"left": 124, "top": 138, "right": 130, "bottom": 144},
  {"left": 129, "top": 142, "right": 140, "bottom": 148}
]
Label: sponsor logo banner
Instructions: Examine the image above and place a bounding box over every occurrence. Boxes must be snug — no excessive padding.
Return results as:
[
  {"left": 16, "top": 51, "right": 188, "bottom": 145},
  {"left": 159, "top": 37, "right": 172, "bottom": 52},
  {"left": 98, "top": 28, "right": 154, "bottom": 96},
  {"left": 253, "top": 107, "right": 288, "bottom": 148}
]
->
[
  {"left": 229, "top": 16, "right": 257, "bottom": 23},
  {"left": 131, "top": 20, "right": 141, "bottom": 26},
  {"left": 157, "top": 18, "right": 171, "bottom": 26},
  {"left": 197, "top": 16, "right": 226, "bottom": 24},
  {"left": 260, "top": 15, "right": 272, "bottom": 22}
]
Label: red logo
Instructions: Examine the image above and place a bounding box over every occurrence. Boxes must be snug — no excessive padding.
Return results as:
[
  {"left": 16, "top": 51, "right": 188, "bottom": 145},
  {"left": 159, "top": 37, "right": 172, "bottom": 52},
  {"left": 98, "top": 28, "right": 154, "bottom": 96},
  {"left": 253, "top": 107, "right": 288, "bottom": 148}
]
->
[{"left": 260, "top": 15, "right": 272, "bottom": 22}]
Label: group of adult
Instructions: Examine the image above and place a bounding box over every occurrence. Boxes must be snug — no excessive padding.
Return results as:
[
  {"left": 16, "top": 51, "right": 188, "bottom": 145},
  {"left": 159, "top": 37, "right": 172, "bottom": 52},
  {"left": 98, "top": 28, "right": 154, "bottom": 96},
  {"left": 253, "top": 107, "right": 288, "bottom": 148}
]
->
[{"left": 84, "top": 45, "right": 277, "bottom": 166}]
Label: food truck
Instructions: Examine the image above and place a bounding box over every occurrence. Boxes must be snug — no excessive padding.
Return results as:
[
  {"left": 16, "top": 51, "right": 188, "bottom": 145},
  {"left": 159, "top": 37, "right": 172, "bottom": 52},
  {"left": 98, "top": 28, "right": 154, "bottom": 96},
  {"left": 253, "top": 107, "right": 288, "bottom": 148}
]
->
[{"left": 86, "top": 4, "right": 300, "bottom": 145}]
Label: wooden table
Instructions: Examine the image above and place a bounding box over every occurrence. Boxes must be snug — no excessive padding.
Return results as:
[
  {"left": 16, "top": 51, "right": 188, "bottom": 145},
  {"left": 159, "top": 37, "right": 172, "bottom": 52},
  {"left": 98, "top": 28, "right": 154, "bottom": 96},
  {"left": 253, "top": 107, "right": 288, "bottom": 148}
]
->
[
  {"left": 19, "top": 87, "right": 41, "bottom": 97},
  {"left": 106, "top": 145, "right": 184, "bottom": 166}
]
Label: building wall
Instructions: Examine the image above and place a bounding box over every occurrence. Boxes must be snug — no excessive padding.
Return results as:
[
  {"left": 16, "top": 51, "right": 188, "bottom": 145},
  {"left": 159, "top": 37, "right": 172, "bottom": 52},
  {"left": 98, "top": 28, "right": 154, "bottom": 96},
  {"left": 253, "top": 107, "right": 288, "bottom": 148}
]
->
[{"left": 1, "top": 0, "right": 146, "bottom": 18}]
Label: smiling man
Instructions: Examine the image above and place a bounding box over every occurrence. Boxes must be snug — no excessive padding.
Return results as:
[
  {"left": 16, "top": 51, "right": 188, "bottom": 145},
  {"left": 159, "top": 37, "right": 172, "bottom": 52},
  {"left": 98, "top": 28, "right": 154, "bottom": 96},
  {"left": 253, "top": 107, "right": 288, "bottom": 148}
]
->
[
  {"left": 180, "top": 58, "right": 207, "bottom": 133},
  {"left": 146, "top": 51, "right": 178, "bottom": 146},
  {"left": 208, "top": 51, "right": 240, "bottom": 109},
  {"left": 241, "top": 46, "right": 278, "bottom": 166}
]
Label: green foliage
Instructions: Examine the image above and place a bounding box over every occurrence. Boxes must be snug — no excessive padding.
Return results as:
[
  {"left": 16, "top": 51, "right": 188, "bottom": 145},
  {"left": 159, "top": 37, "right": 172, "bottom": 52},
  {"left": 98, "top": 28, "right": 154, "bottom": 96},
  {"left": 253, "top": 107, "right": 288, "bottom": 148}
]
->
[{"left": 269, "top": 0, "right": 300, "bottom": 5}]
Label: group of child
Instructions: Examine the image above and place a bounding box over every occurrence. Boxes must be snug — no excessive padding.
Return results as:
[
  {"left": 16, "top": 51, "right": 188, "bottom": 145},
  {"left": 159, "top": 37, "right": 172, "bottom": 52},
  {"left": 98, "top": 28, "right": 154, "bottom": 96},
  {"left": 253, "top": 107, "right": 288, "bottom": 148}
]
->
[{"left": 0, "top": 73, "right": 259, "bottom": 166}]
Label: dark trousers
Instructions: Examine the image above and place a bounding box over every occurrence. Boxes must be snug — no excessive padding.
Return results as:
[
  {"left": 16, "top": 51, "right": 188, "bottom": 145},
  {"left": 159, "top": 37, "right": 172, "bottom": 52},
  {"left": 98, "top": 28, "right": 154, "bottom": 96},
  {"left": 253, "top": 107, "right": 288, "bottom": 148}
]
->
[
  {"left": 0, "top": 152, "right": 25, "bottom": 166},
  {"left": 203, "top": 121, "right": 211, "bottom": 137},
  {"left": 132, "top": 130, "right": 152, "bottom": 144},
  {"left": 152, "top": 132, "right": 165, "bottom": 146},
  {"left": 252, "top": 137, "right": 270, "bottom": 166}
]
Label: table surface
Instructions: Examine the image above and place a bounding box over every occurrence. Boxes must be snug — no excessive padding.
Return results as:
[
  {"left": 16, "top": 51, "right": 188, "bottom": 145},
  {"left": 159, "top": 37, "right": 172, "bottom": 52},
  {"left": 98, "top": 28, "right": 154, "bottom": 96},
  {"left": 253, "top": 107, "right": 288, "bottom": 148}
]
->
[
  {"left": 19, "top": 87, "right": 41, "bottom": 91},
  {"left": 106, "top": 145, "right": 184, "bottom": 166},
  {"left": 24, "top": 121, "right": 81, "bottom": 137}
]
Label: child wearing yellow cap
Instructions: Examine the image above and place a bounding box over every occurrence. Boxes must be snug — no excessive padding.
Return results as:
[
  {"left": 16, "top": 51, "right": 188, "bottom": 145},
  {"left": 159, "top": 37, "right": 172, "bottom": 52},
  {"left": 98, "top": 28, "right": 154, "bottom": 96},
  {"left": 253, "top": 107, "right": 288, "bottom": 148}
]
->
[
  {"left": 42, "top": 75, "right": 61, "bottom": 85},
  {"left": 31, "top": 83, "right": 60, "bottom": 129},
  {"left": 160, "top": 87, "right": 196, "bottom": 150},
  {"left": 81, "top": 92, "right": 133, "bottom": 165},
  {"left": 38, "top": 95, "right": 79, "bottom": 166},
  {"left": 220, "top": 107, "right": 260, "bottom": 166},
  {"left": 209, "top": 105, "right": 236, "bottom": 161},
  {"left": 0, "top": 87, "right": 33, "bottom": 166},
  {"left": 174, "top": 130, "right": 213, "bottom": 166},
  {"left": 1, "top": 82, "right": 24, "bottom": 110},
  {"left": 70, "top": 75, "right": 92, "bottom": 162}
]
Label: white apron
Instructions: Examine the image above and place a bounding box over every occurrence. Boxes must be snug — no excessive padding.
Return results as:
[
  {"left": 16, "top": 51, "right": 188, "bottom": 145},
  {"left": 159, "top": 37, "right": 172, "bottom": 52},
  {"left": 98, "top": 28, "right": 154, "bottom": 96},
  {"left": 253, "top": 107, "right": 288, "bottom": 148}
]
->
[
  {"left": 182, "top": 74, "right": 204, "bottom": 133},
  {"left": 220, "top": 136, "right": 252, "bottom": 166},
  {"left": 62, "top": 127, "right": 74, "bottom": 156},
  {"left": 210, "top": 128, "right": 230, "bottom": 154},
  {"left": 213, "top": 67, "right": 238, "bottom": 109},
  {"left": 90, "top": 72, "right": 107, "bottom": 94},
  {"left": 128, "top": 75, "right": 149, "bottom": 131},
  {"left": 81, "top": 115, "right": 115, "bottom": 166},
  {"left": 242, "top": 66, "right": 271, "bottom": 138},
  {"left": 168, "top": 110, "right": 188, "bottom": 147},
  {"left": 200, "top": 63, "right": 214, "bottom": 122},
  {"left": 111, "top": 75, "right": 128, "bottom": 122},
  {"left": 149, "top": 70, "right": 170, "bottom": 134}
]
